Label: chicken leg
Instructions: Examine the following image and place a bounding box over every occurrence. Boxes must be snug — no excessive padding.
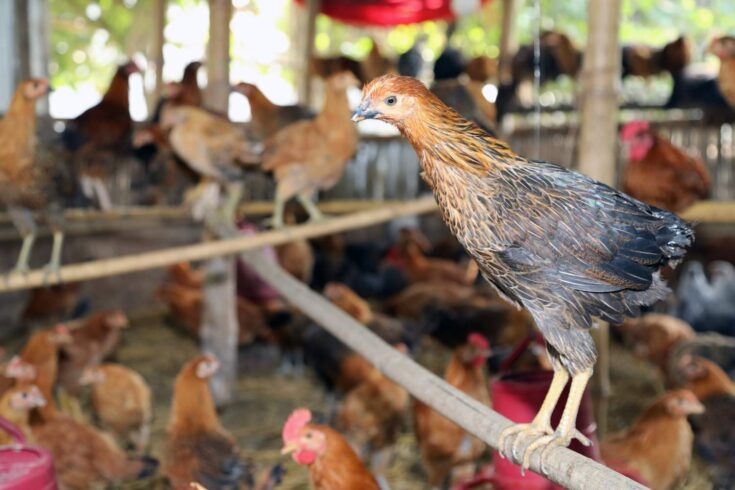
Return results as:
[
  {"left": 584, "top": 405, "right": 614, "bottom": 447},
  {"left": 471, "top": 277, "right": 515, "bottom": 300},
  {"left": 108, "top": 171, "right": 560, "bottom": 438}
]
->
[
  {"left": 268, "top": 194, "right": 286, "bottom": 229},
  {"left": 42, "top": 230, "right": 64, "bottom": 285},
  {"left": 8, "top": 207, "right": 38, "bottom": 275},
  {"left": 297, "top": 193, "right": 325, "bottom": 222}
]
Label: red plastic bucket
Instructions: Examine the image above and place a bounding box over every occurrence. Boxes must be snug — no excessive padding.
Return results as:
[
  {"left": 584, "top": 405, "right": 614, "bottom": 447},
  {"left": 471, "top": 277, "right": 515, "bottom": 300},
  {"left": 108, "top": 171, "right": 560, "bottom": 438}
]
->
[{"left": 0, "top": 417, "right": 57, "bottom": 490}]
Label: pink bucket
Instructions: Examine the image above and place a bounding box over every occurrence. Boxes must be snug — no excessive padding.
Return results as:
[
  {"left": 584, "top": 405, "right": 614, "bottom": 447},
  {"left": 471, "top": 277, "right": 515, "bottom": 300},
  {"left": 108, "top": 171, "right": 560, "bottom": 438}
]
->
[{"left": 0, "top": 417, "right": 57, "bottom": 490}]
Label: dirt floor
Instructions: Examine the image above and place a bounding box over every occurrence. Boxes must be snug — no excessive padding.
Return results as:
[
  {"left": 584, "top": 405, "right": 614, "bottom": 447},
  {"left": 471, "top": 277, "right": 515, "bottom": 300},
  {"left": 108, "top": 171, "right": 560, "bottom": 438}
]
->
[{"left": 2, "top": 310, "right": 717, "bottom": 489}]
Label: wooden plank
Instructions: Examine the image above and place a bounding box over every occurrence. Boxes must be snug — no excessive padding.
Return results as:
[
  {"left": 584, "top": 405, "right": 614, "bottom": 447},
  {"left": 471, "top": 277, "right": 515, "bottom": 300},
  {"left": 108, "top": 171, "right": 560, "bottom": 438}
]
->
[{"left": 205, "top": 0, "right": 231, "bottom": 112}]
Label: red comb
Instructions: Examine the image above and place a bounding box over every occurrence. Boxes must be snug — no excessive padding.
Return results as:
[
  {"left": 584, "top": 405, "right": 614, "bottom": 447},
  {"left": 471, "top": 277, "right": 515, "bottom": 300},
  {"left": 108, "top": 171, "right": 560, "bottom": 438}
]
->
[
  {"left": 54, "top": 324, "right": 70, "bottom": 335},
  {"left": 620, "top": 120, "right": 650, "bottom": 140},
  {"left": 283, "top": 408, "right": 311, "bottom": 443},
  {"left": 468, "top": 333, "right": 489, "bottom": 349}
]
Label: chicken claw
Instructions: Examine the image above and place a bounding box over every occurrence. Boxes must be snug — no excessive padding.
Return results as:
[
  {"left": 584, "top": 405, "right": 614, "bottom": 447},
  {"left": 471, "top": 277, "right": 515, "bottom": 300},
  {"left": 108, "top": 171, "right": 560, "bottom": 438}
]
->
[
  {"left": 498, "top": 422, "right": 552, "bottom": 461},
  {"left": 521, "top": 428, "right": 590, "bottom": 474}
]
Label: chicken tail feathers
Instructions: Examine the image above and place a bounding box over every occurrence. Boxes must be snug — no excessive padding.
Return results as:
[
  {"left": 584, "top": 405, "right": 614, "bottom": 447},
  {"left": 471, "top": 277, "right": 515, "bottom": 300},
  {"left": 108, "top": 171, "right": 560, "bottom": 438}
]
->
[{"left": 651, "top": 208, "right": 695, "bottom": 268}]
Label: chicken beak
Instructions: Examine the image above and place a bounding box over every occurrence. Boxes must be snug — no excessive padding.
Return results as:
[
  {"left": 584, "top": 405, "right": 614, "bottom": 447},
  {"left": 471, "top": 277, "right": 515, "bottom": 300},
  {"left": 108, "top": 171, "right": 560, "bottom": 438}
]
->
[
  {"left": 280, "top": 441, "right": 299, "bottom": 455},
  {"left": 352, "top": 104, "right": 378, "bottom": 122}
]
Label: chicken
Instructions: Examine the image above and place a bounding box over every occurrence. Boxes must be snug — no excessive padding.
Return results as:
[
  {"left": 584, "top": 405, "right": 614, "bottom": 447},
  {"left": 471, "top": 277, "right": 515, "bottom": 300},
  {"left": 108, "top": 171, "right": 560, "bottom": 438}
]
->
[
  {"left": 336, "top": 345, "right": 409, "bottom": 487},
  {"left": 465, "top": 55, "right": 498, "bottom": 83},
  {"left": 58, "top": 310, "right": 129, "bottom": 399},
  {"left": 383, "top": 281, "right": 493, "bottom": 320},
  {"left": 262, "top": 71, "right": 359, "bottom": 228},
  {"left": 620, "top": 120, "right": 710, "bottom": 213},
  {"left": 163, "top": 354, "right": 254, "bottom": 489},
  {"left": 600, "top": 390, "right": 704, "bottom": 490},
  {"left": 0, "top": 78, "right": 61, "bottom": 276},
  {"left": 275, "top": 217, "right": 315, "bottom": 284},
  {"left": 413, "top": 333, "right": 492, "bottom": 487},
  {"left": 170, "top": 61, "right": 204, "bottom": 108},
  {"left": 674, "top": 261, "right": 735, "bottom": 335},
  {"left": 398, "top": 35, "right": 427, "bottom": 78},
  {"left": 157, "top": 262, "right": 273, "bottom": 345},
  {"left": 79, "top": 363, "right": 153, "bottom": 454},
  {"left": 311, "top": 55, "right": 364, "bottom": 84},
  {"left": 281, "top": 408, "right": 380, "bottom": 490},
  {"left": 678, "top": 356, "right": 735, "bottom": 489},
  {"left": 232, "top": 82, "right": 314, "bottom": 141},
  {"left": 62, "top": 61, "right": 140, "bottom": 209},
  {"left": 621, "top": 36, "right": 690, "bottom": 79},
  {"left": 0, "top": 356, "right": 37, "bottom": 399},
  {"left": 618, "top": 313, "right": 695, "bottom": 377},
  {"left": 21, "top": 283, "right": 85, "bottom": 326},
  {"left": 361, "top": 40, "right": 396, "bottom": 83},
  {"left": 14, "top": 325, "right": 72, "bottom": 422},
  {"left": 353, "top": 75, "right": 693, "bottom": 471},
  {"left": 0, "top": 385, "right": 45, "bottom": 446},
  {"left": 400, "top": 240, "right": 478, "bottom": 286},
  {"left": 710, "top": 35, "right": 735, "bottom": 109},
  {"left": 159, "top": 104, "right": 260, "bottom": 221}
]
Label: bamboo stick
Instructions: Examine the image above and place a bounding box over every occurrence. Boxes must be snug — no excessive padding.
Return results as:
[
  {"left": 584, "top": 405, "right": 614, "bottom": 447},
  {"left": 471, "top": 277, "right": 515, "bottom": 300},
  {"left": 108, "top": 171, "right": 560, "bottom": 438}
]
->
[
  {"left": 0, "top": 197, "right": 438, "bottom": 293},
  {"left": 236, "top": 251, "right": 646, "bottom": 490}
]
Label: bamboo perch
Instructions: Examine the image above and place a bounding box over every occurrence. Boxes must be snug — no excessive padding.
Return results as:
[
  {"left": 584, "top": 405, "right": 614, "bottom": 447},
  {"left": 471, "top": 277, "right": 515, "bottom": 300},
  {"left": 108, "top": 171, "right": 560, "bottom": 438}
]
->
[
  {"left": 0, "top": 197, "right": 438, "bottom": 293},
  {"left": 236, "top": 251, "right": 646, "bottom": 490}
]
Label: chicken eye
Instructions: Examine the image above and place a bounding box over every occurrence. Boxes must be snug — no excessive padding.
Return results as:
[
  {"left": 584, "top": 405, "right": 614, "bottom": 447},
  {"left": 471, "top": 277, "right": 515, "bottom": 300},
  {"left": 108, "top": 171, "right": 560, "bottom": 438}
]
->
[
  {"left": 385, "top": 96, "right": 397, "bottom": 106},
  {"left": 305, "top": 433, "right": 312, "bottom": 439}
]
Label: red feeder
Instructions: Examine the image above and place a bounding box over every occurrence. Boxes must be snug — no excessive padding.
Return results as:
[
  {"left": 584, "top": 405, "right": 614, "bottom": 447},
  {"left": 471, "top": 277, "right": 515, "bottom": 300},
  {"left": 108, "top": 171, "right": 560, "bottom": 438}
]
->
[{"left": 0, "top": 417, "right": 57, "bottom": 490}]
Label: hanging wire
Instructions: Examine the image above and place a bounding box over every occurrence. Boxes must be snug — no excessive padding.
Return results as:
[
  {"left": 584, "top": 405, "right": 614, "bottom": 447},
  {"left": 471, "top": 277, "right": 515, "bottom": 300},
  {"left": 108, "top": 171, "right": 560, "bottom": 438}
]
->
[{"left": 532, "top": 0, "right": 542, "bottom": 158}]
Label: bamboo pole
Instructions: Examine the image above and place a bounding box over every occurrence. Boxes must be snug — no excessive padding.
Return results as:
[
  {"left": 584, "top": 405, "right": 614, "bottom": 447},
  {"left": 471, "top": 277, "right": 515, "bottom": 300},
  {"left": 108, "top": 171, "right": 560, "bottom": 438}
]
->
[
  {"left": 497, "top": 0, "right": 518, "bottom": 85},
  {"left": 205, "top": 0, "right": 231, "bottom": 112},
  {"left": 0, "top": 198, "right": 438, "bottom": 293},
  {"left": 299, "top": 0, "right": 320, "bottom": 105},
  {"left": 236, "top": 251, "right": 645, "bottom": 490},
  {"left": 151, "top": 0, "right": 166, "bottom": 108},
  {"left": 576, "top": 0, "right": 622, "bottom": 440}
]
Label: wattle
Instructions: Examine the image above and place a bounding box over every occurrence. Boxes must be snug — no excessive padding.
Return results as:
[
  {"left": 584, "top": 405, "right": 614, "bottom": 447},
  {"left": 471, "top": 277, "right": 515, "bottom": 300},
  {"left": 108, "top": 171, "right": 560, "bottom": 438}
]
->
[{"left": 294, "top": 449, "right": 317, "bottom": 465}]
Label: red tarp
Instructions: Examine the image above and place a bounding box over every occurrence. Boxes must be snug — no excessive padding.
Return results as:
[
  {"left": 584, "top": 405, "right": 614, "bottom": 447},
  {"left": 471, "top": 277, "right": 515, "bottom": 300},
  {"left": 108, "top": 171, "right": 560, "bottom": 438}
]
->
[{"left": 295, "top": 0, "right": 491, "bottom": 27}]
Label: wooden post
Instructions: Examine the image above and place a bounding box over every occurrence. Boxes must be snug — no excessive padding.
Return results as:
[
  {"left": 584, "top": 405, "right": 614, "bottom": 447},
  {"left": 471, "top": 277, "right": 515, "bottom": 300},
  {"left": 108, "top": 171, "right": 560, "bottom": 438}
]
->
[
  {"left": 205, "top": 0, "right": 231, "bottom": 112},
  {"left": 577, "top": 0, "right": 622, "bottom": 439},
  {"left": 13, "top": 0, "right": 30, "bottom": 84},
  {"left": 497, "top": 0, "right": 518, "bottom": 85},
  {"left": 298, "top": 0, "right": 320, "bottom": 105},
  {"left": 151, "top": 0, "right": 167, "bottom": 110},
  {"left": 200, "top": 256, "right": 238, "bottom": 407}
]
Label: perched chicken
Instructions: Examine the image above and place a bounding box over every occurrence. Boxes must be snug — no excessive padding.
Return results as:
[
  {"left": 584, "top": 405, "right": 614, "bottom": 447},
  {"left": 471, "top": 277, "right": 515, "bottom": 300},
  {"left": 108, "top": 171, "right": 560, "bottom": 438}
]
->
[
  {"left": 62, "top": 61, "right": 140, "bottom": 209},
  {"left": 674, "top": 261, "right": 735, "bottom": 335},
  {"left": 354, "top": 75, "right": 693, "bottom": 471},
  {"left": 413, "top": 333, "right": 492, "bottom": 487},
  {"left": 620, "top": 120, "right": 710, "bottom": 213},
  {"left": 601, "top": 390, "right": 704, "bottom": 490},
  {"left": 0, "top": 385, "right": 45, "bottom": 446},
  {"left": 14, "top": 325, "right": 72, "bottom": 422},
  {"left": 618, "top": 313, "right": 695, "bottom": 377},
  {"left": 163, "top": 355, "right": 252, "bottom": 489},
  {"left": 57, "top": 310, "right": 129, "bottom": 403},
  {"left": 22, "top": 283, "right": 85, "bottom": 326},
  {"left": 336, "top": 345, "right": 409, "bottom": 487},
  {"left": 281, "top": 408, "right": 380, "bottom": 490},
  {"left": 710, "top": 35, "right": 735, "bottom": 109},
  {"left": 400, "top": 240, "right": 478, "bottom": 286},
  {"left": 232, "top": 82, "right": 314, "bottom": 141},
  {"left": 678, "top": 355, "right": 735, "bottom": 401},
  {"left": 621, "top": 36, "right": 690, "bottom": 79},
  {"left": 169, "top": 61, "right": 204, "bottom": 109},
  {"left": 80, "top": 363, "right": 153, "bottom": 454},
  {"left": 159, "top": 103, "right": 259, "bottom": 220},
  {"left": 0, "top": 78, "right": 61, "bottom": 276},
  {"left": 262, "top": 71, "right": 359, "bottom": 228}
]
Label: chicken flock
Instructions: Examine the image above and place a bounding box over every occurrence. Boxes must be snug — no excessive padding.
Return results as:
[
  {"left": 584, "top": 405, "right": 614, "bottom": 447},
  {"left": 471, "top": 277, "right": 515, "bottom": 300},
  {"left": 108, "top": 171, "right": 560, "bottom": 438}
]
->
[{"left": 1, "top": 18, "right": 735, "bottom": 490}]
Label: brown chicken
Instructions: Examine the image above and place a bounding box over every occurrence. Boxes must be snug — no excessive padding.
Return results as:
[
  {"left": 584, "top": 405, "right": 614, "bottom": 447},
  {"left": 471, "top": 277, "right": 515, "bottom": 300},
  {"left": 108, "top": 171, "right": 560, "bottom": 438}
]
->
[
  {"left": 336, "top": 345, "right": 409, "bottom": 487},
  {"left": 601, "top": 390, "right": 704, "bottom": 490},
  {"left": 157, "top": 262, "right": 272, "bottom": 345},
  {"left": 169, "top": 61, "right": 204, "bottom": 108},
  {"left": 384, "top": 281, "right": 493, "bottom": 319},
  {"left": 361, "top": 40, "right": 396, "bottom": 83},
  {"left": 401, "top": 241, "right": 478, "bottom": 286},
  {"left": 62, "top": 61, "right": 140, "bottom": 209},
  {"left": 678, "top": 355, "right": 735, "bottom": 401},
  {"left": 80, "top": 363, "right": 153, "bottom": 454},
  {"left": 232, "top": 82, "right": 314, "bottom": 141},
  {"left": 413, "top": 333, "right": 492, "bottom": 487},
  {"left": 620, "top": 120, "right": 711, "bottom": 213},
  {"left": 22, "top": 283, "right": 83, "bottom": 325},
  {"left": 0, "top": 78, "right": 60, "bottom": 275},
  {"left": 58, "top": 310, "right": 129, "bottom": 401},
  {"left": 163, "top": 354, "right": 254, "bottom": 489},
  {"left": 622, "top": 36, "right": 691, "bottom": 79},
  {"left": 311, "top": 55, "right": 364, "bottom": 83},
  {"left": 618, "top": 313, "right": 695, "bottom": 376},
  {"left": 0, "top": 355, "right": 37, "bottom": 399},
  {"left": 0, "top": 385, "right": 45, "bottom": 446},
  {"left": 710, "top": 35, "right": 735, "bottom": 108},
  {"left": 354, "top": 76, "right": 693, "bottom": 471},
  {"left": 14, "top": 325, "right": 72, "bottom": 422},
  {"left": 281, "top": 408, "right": 380, "bottom": 490},
  {"left": 262, "top": 71, "right": 359, "bottom": 228},
  {"left": 465, "top": 55, "right": 498, "bottom": 83}
]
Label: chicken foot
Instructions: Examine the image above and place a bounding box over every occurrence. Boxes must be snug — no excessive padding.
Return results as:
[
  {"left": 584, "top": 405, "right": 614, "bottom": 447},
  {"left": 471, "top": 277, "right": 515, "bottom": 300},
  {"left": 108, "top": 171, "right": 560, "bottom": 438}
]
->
[
  {"left": 42, "top": 230, "right": 64, "bottom": 285},
  {"left": 267, "top": 194, "right": 286, "bottom": 229},
  {"left": 500, "top": 368, "right": 592, "bottom": 474},
  {"left": 297, "top": 193, "right": 326, "bottom": 223},
  {"left": 7, "top": 207, "right": 37, "bottom": 276}
]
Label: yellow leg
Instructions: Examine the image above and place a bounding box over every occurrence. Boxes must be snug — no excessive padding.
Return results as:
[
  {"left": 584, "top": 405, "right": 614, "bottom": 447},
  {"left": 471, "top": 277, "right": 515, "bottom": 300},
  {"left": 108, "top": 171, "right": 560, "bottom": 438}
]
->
[{"left": 520, "top": 369, "right": 593, "bottom": 473}]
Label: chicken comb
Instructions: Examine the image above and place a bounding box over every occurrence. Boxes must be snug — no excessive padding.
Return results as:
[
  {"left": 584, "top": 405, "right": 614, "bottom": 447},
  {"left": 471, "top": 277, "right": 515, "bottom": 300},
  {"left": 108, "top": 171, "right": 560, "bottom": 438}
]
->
[
  {"left": 54, "top": 324, "right": 70, "bottom": 336},
  {"left": 283, "top": 408, "right": 312, "bottom": 443},
  {"left": 619, "top": 120, "right": 650, "bottom": 141},
  {"left": 468, "top": 333, "right": 490, "bottom": 350}
]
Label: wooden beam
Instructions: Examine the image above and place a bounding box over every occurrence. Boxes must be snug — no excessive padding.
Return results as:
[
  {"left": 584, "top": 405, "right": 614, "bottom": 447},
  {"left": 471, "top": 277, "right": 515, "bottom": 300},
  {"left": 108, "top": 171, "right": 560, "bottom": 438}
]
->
[
  {"left": 13, "top": 0, "right": 30, "bottom": 84},
  {"left": 151, "top": 0, "right": 167, "bottom": 109},
  {"left": 205, "top": 0, "right": 231, "bottom": 112},
  {"left": 0, "top": 198, "right": 438, "bottom": 292},
  {"left": 299, "top": 0, "right": 320, "bottom": 105},
  {"left": 237, "top": 252, "right": 646, "bottom": 490},
  {"left": 497, "top": 0, "right": 518, "bottom": 85}
]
